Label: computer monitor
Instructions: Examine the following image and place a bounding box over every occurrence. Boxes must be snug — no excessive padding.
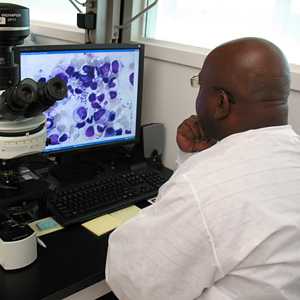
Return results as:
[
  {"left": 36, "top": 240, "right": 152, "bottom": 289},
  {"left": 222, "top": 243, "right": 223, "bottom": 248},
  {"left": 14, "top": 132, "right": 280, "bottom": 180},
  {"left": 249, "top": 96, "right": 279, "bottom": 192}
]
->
[{"left": 15, "top": 43, "right": 144, "bottom": 156}]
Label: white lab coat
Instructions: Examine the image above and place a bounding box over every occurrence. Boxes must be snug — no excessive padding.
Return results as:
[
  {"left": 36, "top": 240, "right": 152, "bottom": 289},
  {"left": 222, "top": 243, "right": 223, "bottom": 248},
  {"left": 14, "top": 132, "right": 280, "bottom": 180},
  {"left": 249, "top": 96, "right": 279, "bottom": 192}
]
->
[{"left": 106, "top": 125, "right": 300, "bottom": 300}]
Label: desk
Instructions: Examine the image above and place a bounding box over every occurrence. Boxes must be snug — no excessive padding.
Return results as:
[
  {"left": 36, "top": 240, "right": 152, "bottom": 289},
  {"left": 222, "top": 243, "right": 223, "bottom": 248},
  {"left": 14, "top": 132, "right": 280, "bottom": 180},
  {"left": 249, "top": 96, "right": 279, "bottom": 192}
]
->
[
  {"left": 0, "top": 201, "right": 150, "bottom": 300},
  {"left": 0, "top": 157, "right": 172, "bottom": 299}
]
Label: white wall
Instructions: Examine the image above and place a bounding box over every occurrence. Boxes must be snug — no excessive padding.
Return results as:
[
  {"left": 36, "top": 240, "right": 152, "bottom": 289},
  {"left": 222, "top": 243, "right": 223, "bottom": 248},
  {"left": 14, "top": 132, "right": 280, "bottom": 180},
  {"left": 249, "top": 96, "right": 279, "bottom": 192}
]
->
[{"left": 142, "top": 57, "right": 300, "bottom": 170}]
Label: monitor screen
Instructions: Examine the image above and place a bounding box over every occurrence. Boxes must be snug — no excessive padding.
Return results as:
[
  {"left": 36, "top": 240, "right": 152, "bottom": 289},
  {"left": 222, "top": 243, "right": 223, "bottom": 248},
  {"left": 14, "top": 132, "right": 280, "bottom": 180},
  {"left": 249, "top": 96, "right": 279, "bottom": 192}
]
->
[{"left": 16, "top": 43, "right": 144, "bottom": 155}]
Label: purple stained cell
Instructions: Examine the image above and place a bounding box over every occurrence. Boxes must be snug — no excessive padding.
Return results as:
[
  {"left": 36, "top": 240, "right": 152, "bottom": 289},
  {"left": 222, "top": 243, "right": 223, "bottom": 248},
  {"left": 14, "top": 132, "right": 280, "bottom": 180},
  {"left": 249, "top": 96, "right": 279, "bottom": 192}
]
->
[
  {"left": 88, "top": 93, "right": 96, "bottom": 102},
  {"left": 129, "top": 72, "right": 134, "bottom": 86},
  {"left": 80, "top": 74, "right": 91, "bottom": 84},
  {"left": 104, "top": 101, "right": 108, "bottom": 105},
  {"left": 98, "top": 63, "right": 110, "bottom": 78},
  {"left": 94, "top": 108, "right": 106, "bottom": 121},
  {"left": 103, "top": 77, "right": 109, "bottom": 84},
  {"left": 46, "top": 118, "right": 54, "bottom": 129},
  {"left": 109, "top": 91, "right": 117, "bottom": 99},
  {"left": 86, "top": 126, "right": 94, "bottom": 137},
  {"left": 83, "top": 65, "right": 91, "bottom": 73},
  {"left": 67, "top": 85, "right": 74, "bottom": 94},
  {"left": 73, "top": 71, "right": 80, "bottom": 79},
  {"left": 91, "top": 101, "right": 102, "bottom": 109},
  {"left": 97, "top": 93, "right": 105, "bottom": 102},
  {"left": 88, "top": 70, "right": 95, "bottom": 79},
  {"left": 108, "top": 111, "right": 116, "bottom": 122},
  {"left": 66, "top": 66, "right": 75, "bottom": 76},
  {"left": 115, "top": 128, "right": 122, "bottom": 135},
  {"left": 86, "top": 116, "right": 93, "bottom": 124},
  {"left": 59, "top": 133, "right": 68, "bottom": 142},
  {"left": 125, "top": 129, "right": 132, "bottom": 134},
  {"left": 105, "top": 127, "right": 115, "bottom": 137},
  {"left": 90, "top": 81, "right": 97, "bottom": 90},
  {"left": 108, "top": 77, "right": 116, "bottom": 88},
  {"left": 80, "top": 74, "right": 93, "bottom": 88},
  {"left": 97, "top": 125, "right": 105, "bottom": 133},
  {"left": 111, "top": 60, "right": 119, "bottom": 73},
  {"left": 108, "top": 82, "right": 116, "bottom": 89},
  {"left": 56, "top": 72, "right": 68, "bottom": 83},
  {"left": 75, "top": 88, "right": 83, "bottom": 94},
  {"left": 38, "top": 77, "right": 46, "bottom": 83},
  {"left": 49, "top": 134, "right": 59, "bottom": 145},
  {"left": 77, "top": 106, "right": 87, "bottom": 120},
  {"left": 83, "top": 65, "right": 95, "bottom": 79},
  {"left": 76, "top": 121, "right": 86, "bottom": 129}
]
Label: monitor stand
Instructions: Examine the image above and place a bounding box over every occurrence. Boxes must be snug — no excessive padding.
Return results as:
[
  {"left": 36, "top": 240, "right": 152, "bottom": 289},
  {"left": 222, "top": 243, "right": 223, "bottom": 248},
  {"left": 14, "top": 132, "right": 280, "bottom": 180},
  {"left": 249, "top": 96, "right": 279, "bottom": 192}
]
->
[{"left": 49, "top": 154, "right": 99, "bottom": 184}]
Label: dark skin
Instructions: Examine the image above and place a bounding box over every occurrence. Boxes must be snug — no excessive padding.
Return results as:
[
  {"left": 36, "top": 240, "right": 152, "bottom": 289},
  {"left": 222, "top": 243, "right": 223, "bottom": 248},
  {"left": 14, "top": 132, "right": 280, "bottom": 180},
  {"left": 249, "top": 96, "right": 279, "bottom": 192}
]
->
[{"left": 177, "top": 37, "right": 291, "bottom": 153}]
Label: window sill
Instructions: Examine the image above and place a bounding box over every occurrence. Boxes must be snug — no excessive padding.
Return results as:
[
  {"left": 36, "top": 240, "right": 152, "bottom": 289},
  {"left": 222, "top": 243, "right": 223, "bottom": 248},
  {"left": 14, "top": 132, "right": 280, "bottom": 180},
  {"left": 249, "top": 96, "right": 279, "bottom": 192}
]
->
[
  {"left": 30, "top": 21, "right": 85, "bottom": 43},
  {"left": 136, "top": 38, "right": 300, "bottom": 93}
]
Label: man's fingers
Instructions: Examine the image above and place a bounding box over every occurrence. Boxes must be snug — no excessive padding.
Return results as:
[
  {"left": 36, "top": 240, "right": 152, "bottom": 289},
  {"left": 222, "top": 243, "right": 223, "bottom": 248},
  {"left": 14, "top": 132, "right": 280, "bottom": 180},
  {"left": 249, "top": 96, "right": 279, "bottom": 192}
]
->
[
  {"left": 191, "top": 138, "right": 217, "bottom": 152},
  {"left": 177, "top": 115, "right": 216, "bottom": 153},
  {"left": 177, "top": 115, "right": 204, "bottom": 140},
  {"left": 183, "top": 116, "right": 204, "bottom": 139},
  {"left": 177, "top": 122, "right": 195, "bottom": 140},
  {"left": 177, "top": 134, "right": 217, "bottom": 153},
  {"left": 177, "top": 134, "right": 192, "bottom": 152}
]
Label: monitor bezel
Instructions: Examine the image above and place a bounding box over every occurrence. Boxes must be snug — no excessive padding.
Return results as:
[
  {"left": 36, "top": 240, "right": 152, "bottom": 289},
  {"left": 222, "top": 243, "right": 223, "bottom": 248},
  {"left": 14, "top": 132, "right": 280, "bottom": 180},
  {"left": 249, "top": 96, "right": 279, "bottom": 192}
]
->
[{"left": 15, "top": 43, "right": 144, "bottom": 156}]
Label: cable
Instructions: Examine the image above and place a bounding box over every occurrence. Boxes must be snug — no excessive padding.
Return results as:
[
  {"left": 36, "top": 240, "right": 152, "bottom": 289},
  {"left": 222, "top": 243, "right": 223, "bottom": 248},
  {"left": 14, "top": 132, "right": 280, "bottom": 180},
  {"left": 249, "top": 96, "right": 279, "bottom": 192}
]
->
[
  {"left": 86, "top": 29, "right": 94, "bottom": 44},
  {"left": 86, "top": 29, "right": 90, "bottom": 43},
  {"left": 113, "top": 0, "right": 159, "bottom": 42},
  {"left": 73, "top": 0, "right": 86, "bottom": 6},
  {"left": 68, "top": 0, "right": 83, "bottom": 13},
  {"left": 116, "top": 0, "right": 158, "bottom": 30}
]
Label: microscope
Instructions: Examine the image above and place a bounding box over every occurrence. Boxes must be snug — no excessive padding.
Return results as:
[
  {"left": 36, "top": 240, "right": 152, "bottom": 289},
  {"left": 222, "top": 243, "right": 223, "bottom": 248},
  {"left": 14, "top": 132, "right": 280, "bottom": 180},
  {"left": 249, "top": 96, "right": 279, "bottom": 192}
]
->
[
  {"left": 0, "top": 3, "right": 67, "bottom": 270},
  {"left": 0, "top": 3, "right": 67, "bottom": 191}
]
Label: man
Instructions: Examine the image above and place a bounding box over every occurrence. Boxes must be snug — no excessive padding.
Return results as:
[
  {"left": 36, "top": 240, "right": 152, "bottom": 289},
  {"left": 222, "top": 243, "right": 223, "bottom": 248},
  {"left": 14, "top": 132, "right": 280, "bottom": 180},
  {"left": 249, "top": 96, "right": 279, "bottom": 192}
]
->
[{"left": 106, "top": 38, "right": 300, "bottom": 299}]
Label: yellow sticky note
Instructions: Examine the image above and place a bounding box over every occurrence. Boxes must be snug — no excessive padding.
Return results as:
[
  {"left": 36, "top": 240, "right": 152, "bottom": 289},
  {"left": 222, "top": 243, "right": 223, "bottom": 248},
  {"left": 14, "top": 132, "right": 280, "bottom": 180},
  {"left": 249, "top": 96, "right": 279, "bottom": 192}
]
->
[
  {"left": 82, "top": 214, "right": 121, "bottom": 236},
  {"left": 82, "top": 206, "right": 141, "bottom": 236},
  {"left": 110, "top": 205, "right": 141, "bottom": 224}
]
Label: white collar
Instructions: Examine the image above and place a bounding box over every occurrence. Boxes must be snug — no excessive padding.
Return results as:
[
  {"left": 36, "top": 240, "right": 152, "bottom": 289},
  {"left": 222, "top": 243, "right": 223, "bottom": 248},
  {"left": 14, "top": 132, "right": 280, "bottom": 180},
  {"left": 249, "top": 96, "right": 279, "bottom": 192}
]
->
[{"left": 219, "top": 125, "right": 292, "bottom": 145}]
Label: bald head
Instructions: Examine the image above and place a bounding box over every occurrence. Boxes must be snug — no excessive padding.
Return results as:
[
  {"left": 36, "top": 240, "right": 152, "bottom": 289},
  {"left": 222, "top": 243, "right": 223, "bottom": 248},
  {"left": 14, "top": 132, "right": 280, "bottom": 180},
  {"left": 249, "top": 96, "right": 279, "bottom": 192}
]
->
[
  {"left": 205, "top": 37, "right": 290, "bottom": 102},
  {"left": 196, "top": 37, "right": 291, "bottom": 140}
]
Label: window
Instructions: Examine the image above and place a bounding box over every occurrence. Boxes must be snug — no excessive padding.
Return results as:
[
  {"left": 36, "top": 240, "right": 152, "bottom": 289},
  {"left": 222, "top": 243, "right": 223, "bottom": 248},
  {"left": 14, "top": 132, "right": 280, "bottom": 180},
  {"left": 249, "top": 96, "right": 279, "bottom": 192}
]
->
[{"left": 144, "top": 0, "right": 300, "bottom": 65}]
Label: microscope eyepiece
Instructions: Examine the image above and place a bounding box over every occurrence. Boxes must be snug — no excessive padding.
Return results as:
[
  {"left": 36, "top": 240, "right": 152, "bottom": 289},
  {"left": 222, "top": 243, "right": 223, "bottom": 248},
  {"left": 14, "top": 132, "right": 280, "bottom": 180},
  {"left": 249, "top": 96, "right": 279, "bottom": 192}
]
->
[
  {"left": 2, "top": 79, "right": 35, "bottom": 115},
  {"left": 40, "top": 77, "right": 68, "bottom": 106},
  {"left": 0, "top": 76, "right": 67, "bottom": 119},
  {"left": 9, "top": 81, "right": 36, "bottom": 112}
]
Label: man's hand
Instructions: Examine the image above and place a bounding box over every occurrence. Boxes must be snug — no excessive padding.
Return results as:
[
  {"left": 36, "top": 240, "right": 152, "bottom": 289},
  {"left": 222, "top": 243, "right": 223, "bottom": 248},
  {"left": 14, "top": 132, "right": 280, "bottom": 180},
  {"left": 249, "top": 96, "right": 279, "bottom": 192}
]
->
[{"left": 176, "top": 115, "right": 217, "bottom": 153}]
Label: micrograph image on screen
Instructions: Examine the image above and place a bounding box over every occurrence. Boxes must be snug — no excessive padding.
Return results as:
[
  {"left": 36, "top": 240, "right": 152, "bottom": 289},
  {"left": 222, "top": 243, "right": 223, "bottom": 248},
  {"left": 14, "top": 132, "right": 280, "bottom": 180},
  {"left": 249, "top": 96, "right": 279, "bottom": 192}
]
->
[{"left": 19, "top": 47, "right": 141, "bottom": 153}]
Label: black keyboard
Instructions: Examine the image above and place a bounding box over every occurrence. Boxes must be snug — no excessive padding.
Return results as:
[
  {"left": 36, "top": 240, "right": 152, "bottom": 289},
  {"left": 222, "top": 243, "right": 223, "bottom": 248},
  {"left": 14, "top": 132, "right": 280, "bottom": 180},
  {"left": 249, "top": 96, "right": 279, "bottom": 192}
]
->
[{"left": 47, "top": 167, "right": 171, "bottom": 226}]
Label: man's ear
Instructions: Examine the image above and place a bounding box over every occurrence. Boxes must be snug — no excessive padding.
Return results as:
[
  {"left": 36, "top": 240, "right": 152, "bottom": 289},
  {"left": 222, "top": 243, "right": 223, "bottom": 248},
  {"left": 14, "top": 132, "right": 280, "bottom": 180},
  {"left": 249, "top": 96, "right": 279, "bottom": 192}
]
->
[{"left": 214, "top": 90, "right": 231, "bottom": 120}]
